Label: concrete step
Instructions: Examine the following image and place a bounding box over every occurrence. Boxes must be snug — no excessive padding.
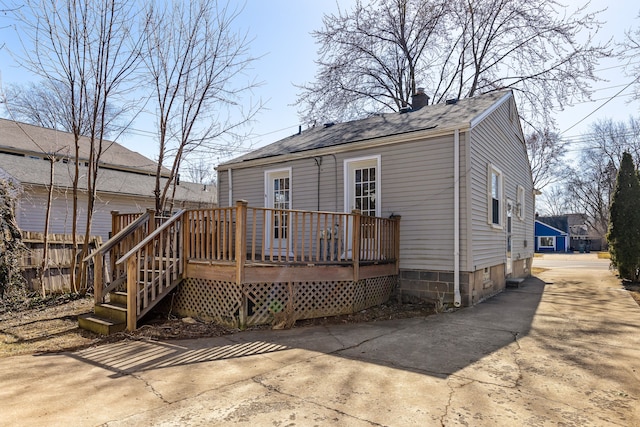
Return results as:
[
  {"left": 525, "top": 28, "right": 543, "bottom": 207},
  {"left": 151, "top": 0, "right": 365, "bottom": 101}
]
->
[
  {"left": 78, "top": 313, "right": 126, "bottom": 335},
  {"left": 506, "top": 277, "right": 525, "bottom": 288},
  {"left": 95, "top": 302, "right": 127, "bottom": 323}
]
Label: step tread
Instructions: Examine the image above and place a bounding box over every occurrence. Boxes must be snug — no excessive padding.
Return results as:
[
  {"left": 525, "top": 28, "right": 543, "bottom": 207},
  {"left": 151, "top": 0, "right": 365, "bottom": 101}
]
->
[
  {"left": 79, "top": 313, "right": 124, "bottom": 326},
  {"left": 506, "top": 277, "right": 525, "bottom": 288},
  {"left": 98, "top": 302, "right": 127, "bottom": 311}
]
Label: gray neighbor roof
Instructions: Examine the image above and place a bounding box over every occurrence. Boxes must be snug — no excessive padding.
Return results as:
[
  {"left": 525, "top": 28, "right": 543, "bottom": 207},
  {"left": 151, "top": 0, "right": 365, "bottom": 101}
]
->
[
  {"left": 0, "top": 154, "right": 216, "bottom": 204},
  {"left": 220, "top": 90, "right": 511, "bottom": 168},
  {"left": 0, "top": 118, "right": 216, "bottom": 205},
  {"left": 0, "top": 118, "right": 162, "bottom": 174}
]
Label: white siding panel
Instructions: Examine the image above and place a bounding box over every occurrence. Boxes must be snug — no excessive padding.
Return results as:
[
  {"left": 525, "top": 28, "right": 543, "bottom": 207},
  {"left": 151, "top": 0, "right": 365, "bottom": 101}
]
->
[{"left": 17, "top": 186, "right": 156, "bottom": 242}]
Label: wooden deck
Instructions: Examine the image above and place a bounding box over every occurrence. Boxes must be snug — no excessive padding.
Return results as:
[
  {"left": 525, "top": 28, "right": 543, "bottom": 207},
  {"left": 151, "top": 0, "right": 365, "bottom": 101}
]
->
[{"left": 86, "top": 201, "right": 400, "bottom": 331}]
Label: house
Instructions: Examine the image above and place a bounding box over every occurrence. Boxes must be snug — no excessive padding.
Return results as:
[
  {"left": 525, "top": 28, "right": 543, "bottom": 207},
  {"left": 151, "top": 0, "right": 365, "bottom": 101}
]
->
[
  {"left": 534, "top": 219, "right": 569, "bottom": 252},
  {"left": 536, "top": 213, "right": 601, "bottom": 252},
  {"left": 0, "top": 118, "right": 217, "bottom": 243},
  {"left": 216, "top": 89, "right": 535, "bottom": 307}
]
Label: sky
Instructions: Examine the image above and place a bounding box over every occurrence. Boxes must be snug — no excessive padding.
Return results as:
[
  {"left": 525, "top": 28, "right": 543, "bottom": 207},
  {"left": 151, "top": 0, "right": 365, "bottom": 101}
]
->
[{"left": 0, "top": 0, "right": 639, "bottom": 171}]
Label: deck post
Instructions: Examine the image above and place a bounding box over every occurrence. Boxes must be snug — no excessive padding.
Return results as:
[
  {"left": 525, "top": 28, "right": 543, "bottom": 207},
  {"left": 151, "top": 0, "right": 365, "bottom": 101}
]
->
[
  {"left": 94, "top": 254, "right": 104, "bottom": 304},
  {"left": 390, "top": 214, "right": 402, "bottom": 275},
  {"left": 181, "top": 210, "right": 189, "bottom": 275},
  {"left": 146, "top": 208, "right": 156, "bottom": 235},
  {"left": 126, "top": 256, "right": 137, "bottom": 331},
  {"left": 235, "top": 200, "right": 248, "bottom": 328},
  {"left": 111, "top": 211, "right": 120, "bottom": 236},
  {"left": 352, "top": 209, "right": 361, "bottom": 282}
]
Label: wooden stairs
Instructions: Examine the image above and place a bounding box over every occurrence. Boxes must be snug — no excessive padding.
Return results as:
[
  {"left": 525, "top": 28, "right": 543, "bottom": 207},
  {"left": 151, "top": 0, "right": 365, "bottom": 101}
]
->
[
  {"left": 78, "top": 209, "right": 186, "bottom": 335},
  {"left": 79, "top": 291, "right": 128, "bottom": 335}
]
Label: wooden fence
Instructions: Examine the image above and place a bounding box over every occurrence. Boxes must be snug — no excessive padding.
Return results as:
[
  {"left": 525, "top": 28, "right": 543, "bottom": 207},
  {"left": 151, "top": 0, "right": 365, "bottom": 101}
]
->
[{"left": 18, "top": 231, "right": 102, "bottom": 294}]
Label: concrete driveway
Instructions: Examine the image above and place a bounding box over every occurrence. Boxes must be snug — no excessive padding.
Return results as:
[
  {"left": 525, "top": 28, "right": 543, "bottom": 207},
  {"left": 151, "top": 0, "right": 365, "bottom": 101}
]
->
[{"left": 1, "top": 253, "right": 639, "bottom": 426}]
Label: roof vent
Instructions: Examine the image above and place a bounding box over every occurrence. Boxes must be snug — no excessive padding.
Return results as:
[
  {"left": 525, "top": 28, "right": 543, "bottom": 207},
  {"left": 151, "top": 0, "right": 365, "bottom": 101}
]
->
[
  {"left": 323, "top": 122, "right": 335, "bottom": 128},
  {"left": 446, "top": 98, "right": 459, "bottom": 105}
]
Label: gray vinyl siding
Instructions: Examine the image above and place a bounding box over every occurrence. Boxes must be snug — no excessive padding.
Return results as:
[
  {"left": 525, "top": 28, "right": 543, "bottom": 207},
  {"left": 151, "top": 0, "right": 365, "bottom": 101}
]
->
[
  {"left": 220, "top": 132, "right": 470, "bottom": 271},
  {"left": 16, "top": 186, "right": 156, "bottom": 242},
  {"left": 468, "top": 99, "right": 534, "bottom": 271}
]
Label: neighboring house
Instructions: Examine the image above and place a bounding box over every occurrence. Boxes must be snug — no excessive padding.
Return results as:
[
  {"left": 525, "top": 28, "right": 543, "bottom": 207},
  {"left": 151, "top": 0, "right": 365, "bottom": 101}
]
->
[
  {"left": 534, "top": 219, "right": 569, "bottom": 252},
  {"left": 537, "top": 213, "right": 601, "bottom": 252},
  {"left": 0, "top": 118, "right": 217, "bottom": 242},
  {"left": 216, "top": 90, "right": 534, "bottom": 307}
]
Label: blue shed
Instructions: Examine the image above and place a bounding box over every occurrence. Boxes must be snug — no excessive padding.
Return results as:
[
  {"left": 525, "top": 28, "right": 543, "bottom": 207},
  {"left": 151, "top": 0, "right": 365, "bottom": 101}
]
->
[{"left": 535, "top": 220, "right": 569, "bottom": 252}]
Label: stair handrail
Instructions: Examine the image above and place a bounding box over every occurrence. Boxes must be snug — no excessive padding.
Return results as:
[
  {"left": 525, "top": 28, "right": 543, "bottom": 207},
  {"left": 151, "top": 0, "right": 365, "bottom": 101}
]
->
[
  {"left": 115, "top": 209, "right": 186, "bottom": 331},
  {"left": 82, "top": 211, "right": 151, "bottom": 263},
  {"left": 115, "top": 209, "right": 186, "bottom": 266}
]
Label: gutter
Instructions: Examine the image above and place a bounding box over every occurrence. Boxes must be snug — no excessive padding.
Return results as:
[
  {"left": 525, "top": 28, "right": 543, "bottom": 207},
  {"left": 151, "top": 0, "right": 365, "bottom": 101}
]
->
[
  {"left": 217, "top": 124, "right": 471, "bottom": 172},
  {"left": 453, "top": 129, "right": 462, "bottom": 307}
]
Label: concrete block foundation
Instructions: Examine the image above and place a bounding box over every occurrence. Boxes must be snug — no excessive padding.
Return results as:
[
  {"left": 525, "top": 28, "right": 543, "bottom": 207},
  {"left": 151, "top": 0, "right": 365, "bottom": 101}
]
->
[{"left": 399, "top": 257, "right": 532, "bottom": 307}]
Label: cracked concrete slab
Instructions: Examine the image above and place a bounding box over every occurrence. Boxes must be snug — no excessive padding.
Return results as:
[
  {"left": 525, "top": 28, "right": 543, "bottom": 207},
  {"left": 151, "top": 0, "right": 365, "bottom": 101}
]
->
[{"left": 1, "top": 253, "right": 639, "bottom": 426}]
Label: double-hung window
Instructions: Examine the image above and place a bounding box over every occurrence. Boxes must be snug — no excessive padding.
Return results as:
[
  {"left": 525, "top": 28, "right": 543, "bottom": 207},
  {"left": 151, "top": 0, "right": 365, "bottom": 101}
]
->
[{"left": 488, "top": 164, "right": 503, "bottom": 228}]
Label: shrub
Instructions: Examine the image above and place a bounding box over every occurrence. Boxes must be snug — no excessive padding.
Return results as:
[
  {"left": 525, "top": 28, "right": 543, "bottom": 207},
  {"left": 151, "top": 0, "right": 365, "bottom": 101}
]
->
[{"left": 607, "top": 153, "right": 640, "bottom": 282}]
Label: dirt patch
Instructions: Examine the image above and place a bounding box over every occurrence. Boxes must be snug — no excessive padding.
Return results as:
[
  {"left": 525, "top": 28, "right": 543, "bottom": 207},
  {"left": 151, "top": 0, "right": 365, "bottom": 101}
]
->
[{"left": 0, "top": 294, "right": 436, "bottom": 358}]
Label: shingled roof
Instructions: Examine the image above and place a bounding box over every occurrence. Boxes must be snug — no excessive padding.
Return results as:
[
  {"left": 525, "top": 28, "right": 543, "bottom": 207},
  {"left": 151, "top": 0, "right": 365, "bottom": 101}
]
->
[
  {"left": 0, "top": 154, "right": 215, "bottom": 204},
  {"left": 0, "top": 118, "right": 163, "bottom": 175},
  {"left": 220, "top": 90, "right": 511, "bottom": 168},
  {"left": 0, "top": 118, "right": 216, "bottom": 204}
]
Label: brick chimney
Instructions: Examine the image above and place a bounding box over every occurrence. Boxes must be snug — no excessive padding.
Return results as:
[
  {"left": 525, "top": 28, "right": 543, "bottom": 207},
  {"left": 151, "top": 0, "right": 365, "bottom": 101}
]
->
[{"left": 411, "top": 87, "right": 429, "bottom": 111}]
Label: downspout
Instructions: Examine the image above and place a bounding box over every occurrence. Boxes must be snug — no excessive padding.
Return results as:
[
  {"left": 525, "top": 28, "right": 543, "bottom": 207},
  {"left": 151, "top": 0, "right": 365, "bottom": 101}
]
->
[
  {"left": 313, "top": 157, "right": 322, "bottom": 211},
  {"left": 453, "top": 129, "right": 462, "bottom": 307},
  {"left": 330, "top": 154, "right": 338, "bottom": 212},
  {"left": 228, "top": 169, "right": 233, "bottom": 207}
]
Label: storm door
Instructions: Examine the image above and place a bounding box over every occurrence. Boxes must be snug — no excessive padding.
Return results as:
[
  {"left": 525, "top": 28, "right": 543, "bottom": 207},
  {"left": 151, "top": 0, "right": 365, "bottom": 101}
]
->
[
  {"left": 265, "top": 169, "right": 291, "bottom": 257},
  {"left": 344, "top": 156, "right": 380, "bottom": 259}
]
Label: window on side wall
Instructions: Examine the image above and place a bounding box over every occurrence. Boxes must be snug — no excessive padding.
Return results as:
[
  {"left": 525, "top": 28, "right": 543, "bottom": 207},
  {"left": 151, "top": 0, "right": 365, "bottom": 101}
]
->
[
  {"left": 487, "top": 164, "right": 503, "bottom": 228},
  {"left": 539, "top": 236, "right": 554, "bottom": 248}
]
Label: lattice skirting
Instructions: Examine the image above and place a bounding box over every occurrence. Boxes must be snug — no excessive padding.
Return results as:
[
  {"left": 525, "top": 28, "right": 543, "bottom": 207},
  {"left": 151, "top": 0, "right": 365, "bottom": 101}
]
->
[{"left": 173, "top": 275, "right": 397, "bottom": 328}]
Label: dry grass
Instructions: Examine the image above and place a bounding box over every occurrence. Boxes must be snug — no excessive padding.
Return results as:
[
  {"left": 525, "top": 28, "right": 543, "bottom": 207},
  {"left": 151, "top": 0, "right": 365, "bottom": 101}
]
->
[
  {"left": 531, "top": 267, "right": 548, "bottom": 275},
  {"left": 597, "top": 252, "right": 611, "bottom": 259},
  {"left": 0, "top": 297, "right": 101, "bottom": 358}
]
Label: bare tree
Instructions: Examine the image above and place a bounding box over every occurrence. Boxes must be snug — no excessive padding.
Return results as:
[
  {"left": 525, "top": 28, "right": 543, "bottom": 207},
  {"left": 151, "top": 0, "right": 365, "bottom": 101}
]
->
[
  {"left": 3, "top": 81, "right": 125, "bottom": 138},
  {"left": 7, "top": 0, "right": 143, "bottom": 291},
  {"left": 184, "top": 158, "right": 215, "bottom": 185},
  {"left": 538, "top": 185, "right": 570, "bottom": 217},
  {"left": 141, "top": 0, "right": 262, "bottom": 213},
  {"left": 297, "top": 0, "right": 609, "bottom": 126},
  {"left": 526, "top": 128, "right": 567, "bottom": 190},
  {"left": 565, "top": 118, "right": 640, "bottom": 245},
  {"left": 296, "top": 0, "right": 448, "bottom": 124},
  {"left": 622, "top": 12, "right": 640, "bottom": 101}
]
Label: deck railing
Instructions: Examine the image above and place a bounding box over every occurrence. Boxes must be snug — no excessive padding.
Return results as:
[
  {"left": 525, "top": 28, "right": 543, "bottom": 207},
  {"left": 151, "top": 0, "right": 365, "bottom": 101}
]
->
[
  {"left": 85, "top": 211, "right": 153, "bottom": 303},
  {"left": 94, "top": 202, "right": 400, "bottom": 330},
  {"left": 184, "top": 201, "right": 400, "bottom": 266}
]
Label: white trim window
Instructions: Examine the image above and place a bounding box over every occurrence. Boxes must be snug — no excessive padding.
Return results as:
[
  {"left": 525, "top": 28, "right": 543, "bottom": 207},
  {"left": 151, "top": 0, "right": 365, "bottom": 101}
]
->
[
  {"left": 538, "top": 236, "right": 555, "bottom": 249},
  {"left": 517, "top": 185, "right": 525, "bottom": 220},
  {"left": 487, "top": 164, "right": 503, "bottom": 228}
]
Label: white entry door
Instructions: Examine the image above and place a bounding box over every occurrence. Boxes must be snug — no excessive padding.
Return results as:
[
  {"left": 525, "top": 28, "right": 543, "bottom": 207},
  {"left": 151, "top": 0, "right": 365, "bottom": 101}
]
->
[
  {"left": 344, "top": 156, "right": 380, "bottom": 258},
  {"left": 506, "top": 200, "right": 513, "bottom": 276},
  {"left": 265, "top": 169, "right": 291, "bottom": 256}
]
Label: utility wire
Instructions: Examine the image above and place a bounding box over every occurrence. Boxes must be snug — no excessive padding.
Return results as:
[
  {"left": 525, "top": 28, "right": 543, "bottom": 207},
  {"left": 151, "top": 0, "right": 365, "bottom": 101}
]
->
[{"left": 561, "top": 76, "right": 640, "bottom": 136}]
